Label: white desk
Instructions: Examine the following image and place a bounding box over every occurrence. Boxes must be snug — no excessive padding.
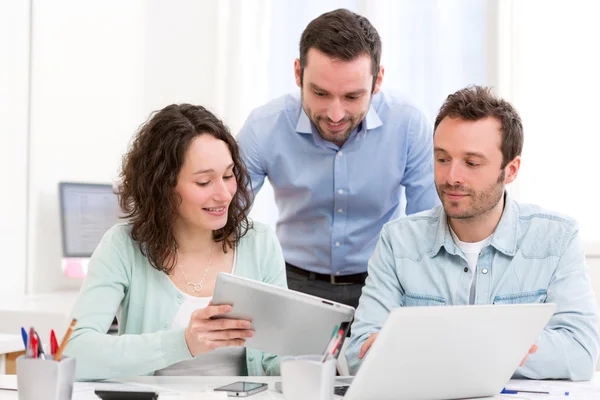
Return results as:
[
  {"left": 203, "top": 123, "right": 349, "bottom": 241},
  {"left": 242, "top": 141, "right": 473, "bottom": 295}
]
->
[
  {"left": 0, "top": 335, "right": 23, "bottom": 375},
  {"left": 0, "top": 291, "right": 79, "bottom": 341},
  {"left": 1, "top": 374, "right": 599, "bottom": 400}
]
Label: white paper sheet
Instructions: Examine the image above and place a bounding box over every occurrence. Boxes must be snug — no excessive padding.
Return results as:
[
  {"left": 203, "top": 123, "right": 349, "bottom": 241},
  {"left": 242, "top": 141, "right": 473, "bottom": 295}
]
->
[{"left": 500, "top": 378, "right": 600, "bottom": 400}]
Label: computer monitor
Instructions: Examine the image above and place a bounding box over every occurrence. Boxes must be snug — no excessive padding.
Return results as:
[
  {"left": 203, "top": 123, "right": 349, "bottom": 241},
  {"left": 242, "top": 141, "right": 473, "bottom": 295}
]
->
[{"left": 59, "top": 182, "right": 123, "bottom": 277}]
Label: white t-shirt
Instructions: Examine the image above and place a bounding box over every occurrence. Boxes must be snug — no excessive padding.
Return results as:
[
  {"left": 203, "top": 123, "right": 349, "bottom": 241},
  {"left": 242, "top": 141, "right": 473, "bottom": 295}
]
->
[
  {"left": 155, "top": 252, "right": 246, "bottom": 376},
  {"left": 450, "top": 227, "right": 492, "bottom": 304}
]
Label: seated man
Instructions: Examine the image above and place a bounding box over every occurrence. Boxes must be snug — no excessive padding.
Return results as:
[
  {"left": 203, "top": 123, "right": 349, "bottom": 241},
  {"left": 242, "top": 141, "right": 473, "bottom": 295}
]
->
[{"left": 346, "top": 86, "right": 599, "bottom": 380}]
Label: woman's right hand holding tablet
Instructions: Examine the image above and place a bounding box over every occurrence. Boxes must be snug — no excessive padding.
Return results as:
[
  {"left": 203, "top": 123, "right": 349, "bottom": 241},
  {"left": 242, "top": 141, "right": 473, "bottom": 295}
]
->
[{"left": 185, "top": 304, "right": 254, "bottom": 356}]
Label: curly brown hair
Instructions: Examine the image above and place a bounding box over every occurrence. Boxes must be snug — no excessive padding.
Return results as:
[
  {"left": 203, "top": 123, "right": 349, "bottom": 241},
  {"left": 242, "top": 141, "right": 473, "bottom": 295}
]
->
[
  {"left": 434, "top": 85, "right": 523, "bottom": 169},
  {"left": 118, "top": 104, "right": 253, "bottom": 274}
]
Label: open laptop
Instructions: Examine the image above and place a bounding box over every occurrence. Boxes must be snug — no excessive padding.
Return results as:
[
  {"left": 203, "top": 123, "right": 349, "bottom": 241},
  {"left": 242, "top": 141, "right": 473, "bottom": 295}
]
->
[
  {"left": 212, "top": 273, "right": 355, "bottom": 356},
  {"left": 336, "top": 303, "right": 556, "bottom": 400}
]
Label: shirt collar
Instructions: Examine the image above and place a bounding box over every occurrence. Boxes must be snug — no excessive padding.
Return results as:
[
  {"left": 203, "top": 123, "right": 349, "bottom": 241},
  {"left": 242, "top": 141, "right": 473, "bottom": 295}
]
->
[
  {"left": 431, "top": 191, "right": 518, "bottom": 258},
  {"left": 295, "top": 104, "right": 383, "bottom": 135}
]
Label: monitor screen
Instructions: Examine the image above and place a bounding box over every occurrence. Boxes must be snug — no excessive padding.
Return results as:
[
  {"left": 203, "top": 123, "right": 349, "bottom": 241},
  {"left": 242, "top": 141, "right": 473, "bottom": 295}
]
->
[{"left": 59, "top": 182, "right": 123, "bottom": 258}]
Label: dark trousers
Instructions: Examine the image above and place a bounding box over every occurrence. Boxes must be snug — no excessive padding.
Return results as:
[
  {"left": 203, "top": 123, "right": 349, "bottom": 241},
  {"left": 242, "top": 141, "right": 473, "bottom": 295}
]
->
[{"left": 285, "top": 263, "right": 366, "bottom": 310}]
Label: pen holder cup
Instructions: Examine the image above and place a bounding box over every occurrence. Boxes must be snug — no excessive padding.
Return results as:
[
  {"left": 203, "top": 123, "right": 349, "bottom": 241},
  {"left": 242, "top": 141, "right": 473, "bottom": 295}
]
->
[
  {"left": 280, "top": 355, "right": 336, "bottom": 400},
  {"left": 16, "top": 355, "right": 76, "bottom": 400}
]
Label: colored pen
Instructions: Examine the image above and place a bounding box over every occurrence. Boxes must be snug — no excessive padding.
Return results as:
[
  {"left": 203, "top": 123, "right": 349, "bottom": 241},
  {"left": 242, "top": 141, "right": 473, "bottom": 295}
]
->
[
  {"left": 30, "top": 333, "right": 38, "bottom": 359},
  {"left": 321, "top": 324, "right": 340, "bottom": 362},
  {"left": 324, "top": 326, "right": 345, "bottom": 362},
  {"left": 27, "top": 327, "right": 35, "bottom": 358},
  {"left": 332, "top": 322, "right": 350, "bottom": 359},
  {"left": 20, "top": 327, "right": 28, "bottom": 350},
  {"left": 502, "top": 388, "right": 570, "bottom": 396},
  {"left": 34, "top": 330, "right": 47, "bottom": 359},
  {"left": 50, "top": 329, "right": 58, "bottom": 355},
  {"left": 54, "top": 318, "right": 77, "bottom": 361}
]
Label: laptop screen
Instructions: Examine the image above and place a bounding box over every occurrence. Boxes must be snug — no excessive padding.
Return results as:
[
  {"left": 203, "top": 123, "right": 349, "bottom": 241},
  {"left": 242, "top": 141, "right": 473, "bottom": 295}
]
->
[{"left": 59, "top": 182, "right": 122, "bottom": 258}]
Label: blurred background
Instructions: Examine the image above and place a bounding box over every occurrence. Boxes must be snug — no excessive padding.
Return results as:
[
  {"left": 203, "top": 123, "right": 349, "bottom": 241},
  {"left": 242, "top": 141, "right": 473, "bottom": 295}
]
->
[{"left": 1, "top": 0, "right": 599, "bottom": 296}]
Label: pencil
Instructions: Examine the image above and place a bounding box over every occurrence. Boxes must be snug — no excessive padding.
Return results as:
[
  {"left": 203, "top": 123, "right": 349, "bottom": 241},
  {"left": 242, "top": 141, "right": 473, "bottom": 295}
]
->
[{"left": 54, "top": 318, "right": 77, "bottom": 361}]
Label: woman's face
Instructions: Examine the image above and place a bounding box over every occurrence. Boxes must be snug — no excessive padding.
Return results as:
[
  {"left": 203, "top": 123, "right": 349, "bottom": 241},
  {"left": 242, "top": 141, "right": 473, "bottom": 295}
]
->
[{"left": 174, "top": 134, "right": 237, "bottom": 232}]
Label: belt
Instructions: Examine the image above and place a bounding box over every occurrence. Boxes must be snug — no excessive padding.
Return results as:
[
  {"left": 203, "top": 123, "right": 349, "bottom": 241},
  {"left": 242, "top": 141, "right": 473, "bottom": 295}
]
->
[{"left": 286, "top": 263, "right": 367, "bottom": 286}]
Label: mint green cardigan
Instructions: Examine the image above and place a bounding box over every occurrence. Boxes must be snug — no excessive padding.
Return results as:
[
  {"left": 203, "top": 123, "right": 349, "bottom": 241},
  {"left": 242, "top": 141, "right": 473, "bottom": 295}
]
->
[{"left": 64, "top": 221, "right": 287, "bottom": 380}]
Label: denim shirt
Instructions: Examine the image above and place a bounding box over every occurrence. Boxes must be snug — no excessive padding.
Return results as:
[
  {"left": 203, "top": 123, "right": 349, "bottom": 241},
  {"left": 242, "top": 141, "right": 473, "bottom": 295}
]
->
[{"left": 347, "top": 193, "right": 599, "bottom": 380}]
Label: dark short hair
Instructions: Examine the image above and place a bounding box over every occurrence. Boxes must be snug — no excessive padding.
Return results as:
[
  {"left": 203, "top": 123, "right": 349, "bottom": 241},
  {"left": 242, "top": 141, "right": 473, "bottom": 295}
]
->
[
  {"left": 299, "top": 8, "right": 382, "bottom": 90},
  {"left": 118, "top": 104, "right": 253, "bottom": 274},
  {"left": 434, "top": 86, "right": 524, "bottom": 168}
]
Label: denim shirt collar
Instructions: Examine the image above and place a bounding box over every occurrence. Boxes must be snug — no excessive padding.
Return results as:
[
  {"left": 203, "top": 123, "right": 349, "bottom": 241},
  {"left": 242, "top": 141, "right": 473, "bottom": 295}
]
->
[
  {"left": 431, "top": 191, "right": 519, "bottom": 258},
  {"left": 295, "top": 104, "right": 383, "bottom": 134}
]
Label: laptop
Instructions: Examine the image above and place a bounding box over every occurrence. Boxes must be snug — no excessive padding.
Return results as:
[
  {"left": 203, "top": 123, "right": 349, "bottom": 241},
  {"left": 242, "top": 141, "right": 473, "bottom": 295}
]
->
[
  {"left": 338, "top": 303, "right": 556, "bottom": 400},
  {"left": 212, "top": 273, "right": 355, "bottom": 356}
]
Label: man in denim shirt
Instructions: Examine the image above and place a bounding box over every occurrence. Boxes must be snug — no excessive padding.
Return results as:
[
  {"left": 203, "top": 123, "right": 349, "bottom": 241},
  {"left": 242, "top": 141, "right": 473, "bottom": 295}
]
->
[{"left": 347, "top": 86, "right": 599, "bottom": 380}]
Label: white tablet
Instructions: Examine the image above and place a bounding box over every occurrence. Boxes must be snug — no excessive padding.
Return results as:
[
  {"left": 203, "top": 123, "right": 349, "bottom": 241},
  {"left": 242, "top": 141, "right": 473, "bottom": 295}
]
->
[{"left": 212, "top": 272, "right": 355, "bottom": 356}]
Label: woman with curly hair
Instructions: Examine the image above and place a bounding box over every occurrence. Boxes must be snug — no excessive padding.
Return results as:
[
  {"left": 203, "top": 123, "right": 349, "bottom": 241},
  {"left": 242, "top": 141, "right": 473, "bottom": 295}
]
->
[{"left": 64, "top": 104, "right": 286, "bottom": 380}]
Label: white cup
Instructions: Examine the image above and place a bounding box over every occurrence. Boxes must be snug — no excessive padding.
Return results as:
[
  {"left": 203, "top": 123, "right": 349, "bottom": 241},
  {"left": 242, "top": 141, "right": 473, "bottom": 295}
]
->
[{"left": 280, "top": 355, "right": 336, "bottom": 400}]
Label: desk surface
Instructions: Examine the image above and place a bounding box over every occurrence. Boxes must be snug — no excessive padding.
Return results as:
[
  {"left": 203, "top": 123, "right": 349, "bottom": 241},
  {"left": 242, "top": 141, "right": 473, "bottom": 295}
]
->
[
  {"left": 0, "top": 291, "right": 79, "bottom": 313},
  {"left": 0, "top": 335, "right": 23, "bottom": 355},
  {"left": 0, "top": 291, "right": 79, "bottom": 340},
  {"left": 1, "top": 373, "right": 599, "bottom": 400}
]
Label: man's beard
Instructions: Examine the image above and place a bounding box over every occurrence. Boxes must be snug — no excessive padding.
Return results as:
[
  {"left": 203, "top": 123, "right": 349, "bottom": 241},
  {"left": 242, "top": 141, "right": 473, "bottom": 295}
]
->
[{"left": 437, "top": 169, "right": 506, "bottom": 220}]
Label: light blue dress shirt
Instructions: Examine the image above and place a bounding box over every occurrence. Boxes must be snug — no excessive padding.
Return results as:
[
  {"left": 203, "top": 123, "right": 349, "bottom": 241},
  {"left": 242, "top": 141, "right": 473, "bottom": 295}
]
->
[
  {"left": 346, "top": 193, "right": 599, "bottom": 380},
  {"left": 237, "top": 91, "right": 439, "bottom": 275}
]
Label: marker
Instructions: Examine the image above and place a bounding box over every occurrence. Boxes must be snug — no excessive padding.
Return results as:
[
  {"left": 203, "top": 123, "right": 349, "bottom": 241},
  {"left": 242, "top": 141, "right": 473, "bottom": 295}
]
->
[
  {"left": 20, "top": 327, "right": 28, "bottom": 351},
  {"left": 50, "top": 329, "right": 58, "bottom": 355},
  {"left": 321, "top": 324, "right": 340, "bottom": 362},
  {"left": 502, "top": 388, "right": 569, "bottom": 396}
]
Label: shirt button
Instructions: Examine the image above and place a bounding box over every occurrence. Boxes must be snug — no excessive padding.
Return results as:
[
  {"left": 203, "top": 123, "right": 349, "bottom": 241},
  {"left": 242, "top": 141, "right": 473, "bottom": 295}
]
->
[
  {"left": 338, "top": 189, "right": 344, "bottom": 194},
  {"left": 337, "top": 208, "right": 343, "bottom": 213},
  {"left": 335, "top": 241, "right": 341, "bottom": 247},
  {"left": 338, "top": 151, "right": 343, "bottom": 157},
  {"left": 482, "top": 268, "right": 488, "bottom": 274},
  {"left": 248, "top": 356, "right": 255, "bottom": 361},
  {"left": 464, "top": 267, "right": 469, "bottom": 273}
]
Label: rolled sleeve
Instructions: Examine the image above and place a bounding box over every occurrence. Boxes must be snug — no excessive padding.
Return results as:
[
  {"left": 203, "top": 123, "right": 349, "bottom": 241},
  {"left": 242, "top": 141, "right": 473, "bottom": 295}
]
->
[
  {"left": 515, "top": 225, "right": 599, "bottom": 380},
  {"left": 346, "top": 225, "right": 404, "bottom": 374}
]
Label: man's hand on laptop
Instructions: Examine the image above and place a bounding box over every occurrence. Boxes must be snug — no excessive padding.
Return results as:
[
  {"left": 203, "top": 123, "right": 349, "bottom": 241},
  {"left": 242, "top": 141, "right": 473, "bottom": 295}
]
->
[
  {"left": 519, "top": 344, "right": 538, "bottom": 366},
  {"left": 184, "top": 303, "right": 254, "bottom": 356},
  {"left": 358, "top": 332, "right": 379, "bottom": 359}
]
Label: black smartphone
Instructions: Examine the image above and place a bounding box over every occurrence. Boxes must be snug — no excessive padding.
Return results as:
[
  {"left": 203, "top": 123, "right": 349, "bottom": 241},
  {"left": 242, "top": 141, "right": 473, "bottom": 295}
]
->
[
  {"left": 94, "top": 390, "right": 158, "bottom": 400},
  {"left": 214, "top": 381, "right": 269, "bottom": 397}
]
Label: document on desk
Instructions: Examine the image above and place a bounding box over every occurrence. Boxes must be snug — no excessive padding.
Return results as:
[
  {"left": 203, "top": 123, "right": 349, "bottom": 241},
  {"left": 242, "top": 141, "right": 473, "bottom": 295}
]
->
[{"left": 501, "top": 378, "right": 600, "bottom": 400}]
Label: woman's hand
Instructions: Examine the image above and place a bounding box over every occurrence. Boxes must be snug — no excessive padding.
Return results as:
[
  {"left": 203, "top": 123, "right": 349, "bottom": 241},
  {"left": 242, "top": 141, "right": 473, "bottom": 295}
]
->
[{"left": 185, "top": 304, "right": 254, "bottom": 356}]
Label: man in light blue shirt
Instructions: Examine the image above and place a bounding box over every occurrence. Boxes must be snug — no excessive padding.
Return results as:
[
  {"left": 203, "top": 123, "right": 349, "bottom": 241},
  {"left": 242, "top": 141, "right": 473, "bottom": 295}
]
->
[
  {"left": 347, "top": 86, "right": 599, "bottom": 380},
  {"left": 237, "top": 9, "right": 438, "bottom": 308}
]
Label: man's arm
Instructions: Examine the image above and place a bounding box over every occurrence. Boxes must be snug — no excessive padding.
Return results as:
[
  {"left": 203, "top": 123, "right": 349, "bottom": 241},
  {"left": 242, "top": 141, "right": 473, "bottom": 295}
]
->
[
  {"left": 345, "top": 225, "right": 404, "bottom": 374},
  {"left": 237, "top": 115, "right": 267, "bottom": 198},
  {"left": 401, "top": 108, "right": 439, "bottom": 215},
  {"left": 515, "top": 225, "right": 599, "bottom": 380}
]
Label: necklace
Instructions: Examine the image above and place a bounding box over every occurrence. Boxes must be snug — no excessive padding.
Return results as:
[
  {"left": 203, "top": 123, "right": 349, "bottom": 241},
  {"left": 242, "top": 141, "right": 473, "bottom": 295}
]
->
[{"left": 177, "top": 241, "right": 215, "bottom": 294}]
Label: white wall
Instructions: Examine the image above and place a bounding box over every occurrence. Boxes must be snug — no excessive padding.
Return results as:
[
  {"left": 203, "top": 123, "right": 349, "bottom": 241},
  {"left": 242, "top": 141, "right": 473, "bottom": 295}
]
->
[
  {"left": 24, "top": 0, "right": 273, "bottom": 293},
  {"left": 27, "top": 0, "right": 147, "bottom": 293},
  {"left": 0, "top": 1, "right": 30, "bottom": 296},
  {"left": 496, "top": 0, "right": 600, "bottom": 253},
  {"left": 587, "top": 258, "right": 600, "bottom": 370}
]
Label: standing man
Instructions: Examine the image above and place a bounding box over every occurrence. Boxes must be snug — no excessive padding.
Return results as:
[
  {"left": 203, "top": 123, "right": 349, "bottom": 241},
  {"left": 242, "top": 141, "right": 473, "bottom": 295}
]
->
[{"left": 237, "top": 9, "right": 438, "bottom": 308}]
